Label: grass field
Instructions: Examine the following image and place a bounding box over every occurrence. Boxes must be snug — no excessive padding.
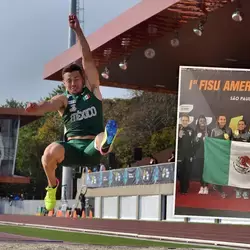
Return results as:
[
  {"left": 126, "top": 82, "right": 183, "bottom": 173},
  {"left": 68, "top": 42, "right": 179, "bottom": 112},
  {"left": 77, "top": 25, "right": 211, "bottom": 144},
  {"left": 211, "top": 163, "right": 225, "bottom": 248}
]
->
[{"left": 0, "top": 225, "right": 235, "bottom": 249}]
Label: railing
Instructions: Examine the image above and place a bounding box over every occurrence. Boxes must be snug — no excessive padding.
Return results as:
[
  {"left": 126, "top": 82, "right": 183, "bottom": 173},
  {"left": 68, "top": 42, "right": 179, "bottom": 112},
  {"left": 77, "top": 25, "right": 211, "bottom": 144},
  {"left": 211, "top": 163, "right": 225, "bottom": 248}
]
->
[{"left": 85, "top": 163, "right": 175, "bottom": 188}]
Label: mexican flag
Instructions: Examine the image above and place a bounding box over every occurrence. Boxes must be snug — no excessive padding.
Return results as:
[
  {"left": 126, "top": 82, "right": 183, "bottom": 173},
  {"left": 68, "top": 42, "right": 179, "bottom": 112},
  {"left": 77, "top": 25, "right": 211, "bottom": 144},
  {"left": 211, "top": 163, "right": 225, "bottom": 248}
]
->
[
  {"left": 83, "top": 94, "right": 90, "bottom": 101},
  {"left": 203, "top": 137, "right": 250, "bottom": 189}
]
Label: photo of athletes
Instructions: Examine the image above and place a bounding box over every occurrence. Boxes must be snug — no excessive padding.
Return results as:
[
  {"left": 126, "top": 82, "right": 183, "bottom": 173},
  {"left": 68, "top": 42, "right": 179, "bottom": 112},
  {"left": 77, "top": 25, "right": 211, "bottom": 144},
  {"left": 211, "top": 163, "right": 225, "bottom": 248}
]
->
[{"left": 174, "top": 66, "right": 250, "bottom": 218}]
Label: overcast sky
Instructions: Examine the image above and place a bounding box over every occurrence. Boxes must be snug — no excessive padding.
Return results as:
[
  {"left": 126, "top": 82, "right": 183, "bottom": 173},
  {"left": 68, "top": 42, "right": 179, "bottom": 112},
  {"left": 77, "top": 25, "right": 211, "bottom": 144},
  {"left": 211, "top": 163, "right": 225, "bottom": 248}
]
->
[{"left": 0, "top": 0, "right": 141, "bottom": 104}]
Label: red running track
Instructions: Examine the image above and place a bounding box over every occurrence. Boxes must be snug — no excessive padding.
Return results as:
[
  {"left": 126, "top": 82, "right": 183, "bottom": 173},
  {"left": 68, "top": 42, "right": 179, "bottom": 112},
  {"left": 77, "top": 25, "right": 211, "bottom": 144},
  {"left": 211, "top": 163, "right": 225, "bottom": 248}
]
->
[
  {"left": 1, "top": 215, "right": 250, "bottom": 245},
  {"left": 175, "top": 181, "right": 250, "bottom": 212}
]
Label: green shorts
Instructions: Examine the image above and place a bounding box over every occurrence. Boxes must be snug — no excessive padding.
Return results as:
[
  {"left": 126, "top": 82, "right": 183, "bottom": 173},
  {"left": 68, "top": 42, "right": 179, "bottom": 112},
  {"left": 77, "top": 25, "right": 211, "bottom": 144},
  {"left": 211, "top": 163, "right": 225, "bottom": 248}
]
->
[{"left": 57, "top": 139, "right": 101, "bottom": 167}]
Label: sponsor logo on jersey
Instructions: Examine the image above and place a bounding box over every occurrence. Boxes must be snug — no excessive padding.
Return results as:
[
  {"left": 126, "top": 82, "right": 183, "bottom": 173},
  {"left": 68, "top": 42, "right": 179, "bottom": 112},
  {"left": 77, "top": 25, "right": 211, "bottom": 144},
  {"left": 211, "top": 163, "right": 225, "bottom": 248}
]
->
[
  {"left": 68, "top": 100, "right": 76, "bottom": 105},
  {"left": 70, "top": 106, "right": 97, "bottom": 122},
  {"left": 69, "top": 103, "right": 77, "bottom": 112}
]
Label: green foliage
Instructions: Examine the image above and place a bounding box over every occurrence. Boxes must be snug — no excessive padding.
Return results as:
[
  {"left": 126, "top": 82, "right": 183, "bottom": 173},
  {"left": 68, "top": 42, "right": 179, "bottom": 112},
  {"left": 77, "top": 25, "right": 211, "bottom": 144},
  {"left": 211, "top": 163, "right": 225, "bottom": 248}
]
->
[
  {"left": 46, "top": 84, "right": 65, "bottom": 100},
  {"left": 0, "top": 98, "right": 26, "bottom": 108},
  {"left": 103, "top": 91, "right": 177, "bottom": 167},
  {"left": 1, "top": 91, "right": 63, "bottom": 199},
  {"left": 149, "top": 127, "right": 176, "bottom": 153}
]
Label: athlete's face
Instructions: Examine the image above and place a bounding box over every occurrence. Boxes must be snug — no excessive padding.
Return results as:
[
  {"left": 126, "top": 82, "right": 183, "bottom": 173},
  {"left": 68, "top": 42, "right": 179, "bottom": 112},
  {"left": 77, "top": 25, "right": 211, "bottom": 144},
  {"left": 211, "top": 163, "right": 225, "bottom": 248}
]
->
[
  {"left": 238, "top": 121, "right": 246, "bottom": 131},
  {"left": 181, "top": 116, "right": 189, "bottom": 128},
  {"left": 218, "top": 116, "right": 226, "bottom": 128},
  {"left": 63, "top": 71, "right": 84, "bottom": 94},
  {"left": 198, "top": 117, "right": 206, "bottom": 128}
]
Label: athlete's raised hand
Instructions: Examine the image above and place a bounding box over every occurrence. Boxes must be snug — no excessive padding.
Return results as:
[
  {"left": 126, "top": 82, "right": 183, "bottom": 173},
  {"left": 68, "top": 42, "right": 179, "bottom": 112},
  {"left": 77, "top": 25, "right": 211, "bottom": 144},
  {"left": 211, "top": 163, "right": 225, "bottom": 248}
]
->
[{"left": 69, "top": 14, "right": 80, "bottom": 31}]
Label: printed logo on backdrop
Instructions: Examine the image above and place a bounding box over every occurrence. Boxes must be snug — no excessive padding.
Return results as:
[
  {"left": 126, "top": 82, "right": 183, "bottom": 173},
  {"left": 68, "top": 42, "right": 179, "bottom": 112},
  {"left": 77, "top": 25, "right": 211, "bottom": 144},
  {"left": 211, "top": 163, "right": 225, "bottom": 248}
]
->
[
  {"left": 136, "top": 168, "right": 141, "bottom": 184},
  {"left": 112, "top": 170, "right": 124, "bottom": 186},
  {"left": 129, "top": 168, "right": 137, "bottom": 185},
  {"left": 99, "top": 171, "right": 103, "bottom": 187},
  {"left": 123, "top": 168, "right": 128, "bottom": 185},
  {"left": 108, "top": 170, "right": 113, "bottom": 186},
  {"left": 158, "top": 164, "right": 174, "bottom": 183},
  {"left": 84, "top": 163, "right": 175, "bottom": 188},
  {"left": 86, "top": 172, "right": 99, "bottom": 187},
  {"left": 179, "top": 104, "right": 194, "bottom": 113},
  {"left": 124, "top": 168, "right": 137, "bottom": 185},
  {"left": 152, "top": 166, "right": 159, "bottom": 183},
  {"left": 178, "top": 104, "right": 212, "bottom": 126},
  {"left": 141, "top": 167, "right": 153, "bottom": 185},
  {"left": 90, "top": 172, "right": 99, "bottom": 187},
  {"left": 86, "top": 173, "right": 90, "bottom": 185},
  {"left": 101, "top": 171, "right": 110, "bottom": 187}
]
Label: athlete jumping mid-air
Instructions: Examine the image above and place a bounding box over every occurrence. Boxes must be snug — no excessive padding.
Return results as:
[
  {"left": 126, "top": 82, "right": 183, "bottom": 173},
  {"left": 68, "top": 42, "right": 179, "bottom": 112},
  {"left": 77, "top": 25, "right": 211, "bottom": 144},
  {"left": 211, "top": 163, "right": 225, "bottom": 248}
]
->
[{"left": 25, "top": 14, "right": 118, "bottom": 211}]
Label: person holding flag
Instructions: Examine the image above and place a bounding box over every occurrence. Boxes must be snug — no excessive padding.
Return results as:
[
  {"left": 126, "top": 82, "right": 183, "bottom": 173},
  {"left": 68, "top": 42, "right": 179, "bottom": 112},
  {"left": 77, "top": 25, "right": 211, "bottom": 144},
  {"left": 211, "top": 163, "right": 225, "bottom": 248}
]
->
[{"left": 232, "top": 120, "right": 250, "bottom": 199}]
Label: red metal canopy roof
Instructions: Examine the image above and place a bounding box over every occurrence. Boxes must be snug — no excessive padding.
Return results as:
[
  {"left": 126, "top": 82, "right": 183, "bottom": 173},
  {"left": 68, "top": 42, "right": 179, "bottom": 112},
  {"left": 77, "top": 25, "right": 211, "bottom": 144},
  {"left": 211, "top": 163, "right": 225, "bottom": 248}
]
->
[
  {"left": 43, "top": 0, "right": 181, "bottom": 81},
  {"left": 0, "top": 175, "right": 30, "bottom": 184},
  {"left": 0, "top": 108, "right": 42, "bottom": 127},
  {"left": 43, "top": 0, "right": 237, "bottom": 93}
]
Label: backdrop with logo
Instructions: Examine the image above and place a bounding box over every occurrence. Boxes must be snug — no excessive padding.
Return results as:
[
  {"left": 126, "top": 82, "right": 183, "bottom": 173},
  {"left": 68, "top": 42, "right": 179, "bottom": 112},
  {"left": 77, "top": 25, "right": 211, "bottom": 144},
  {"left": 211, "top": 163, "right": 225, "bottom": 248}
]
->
[
  {"left": 0, "top": 118, "right": 19, "bottom": 176},
  {"left": 174, "top": 66, "right": 250, "bottom": 219},
  {"left": 86, "top": 163, "right": 174, "bottom": 188}
]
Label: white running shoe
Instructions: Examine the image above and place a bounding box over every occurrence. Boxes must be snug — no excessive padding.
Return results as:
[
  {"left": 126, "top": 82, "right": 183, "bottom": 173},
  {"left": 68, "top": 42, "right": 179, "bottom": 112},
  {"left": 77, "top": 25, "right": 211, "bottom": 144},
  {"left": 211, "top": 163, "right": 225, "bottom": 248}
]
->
[
  {"left": 236, "top": 190, "right": 242, "bottom": 199},
  {"left": 242, "top": 191, "right": 249, "bottom": 200},
  {"left": 198, "top": 187, "right": 204, "bottom": 194},
  {"left": 203, "top": 186, "right": 209, "bottom": 195}
]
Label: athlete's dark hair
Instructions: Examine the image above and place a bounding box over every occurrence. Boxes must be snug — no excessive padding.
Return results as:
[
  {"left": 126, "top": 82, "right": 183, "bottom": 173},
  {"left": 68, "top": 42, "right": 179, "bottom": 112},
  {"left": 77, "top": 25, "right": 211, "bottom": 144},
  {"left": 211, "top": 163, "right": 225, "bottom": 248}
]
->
[
  {"left": 195, "top": 114, "right": 207, "bottom": 133},
  {"left": 62, "top": 63, "right": 84, "bottom": 78},
  {"left": 181, "top": 113, "right": 189, "bottom": 120},
  {"left": 216, "top": 114, "right": 226, "bottom": 120},
  {"left": 238, "top": 119, "right": 246, "bottom": 125}
]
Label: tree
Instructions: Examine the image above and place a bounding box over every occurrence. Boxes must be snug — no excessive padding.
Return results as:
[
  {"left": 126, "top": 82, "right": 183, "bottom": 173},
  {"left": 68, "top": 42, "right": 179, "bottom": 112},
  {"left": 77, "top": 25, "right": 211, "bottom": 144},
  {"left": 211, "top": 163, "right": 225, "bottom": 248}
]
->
[
  {"left": 1, "top": 98, "right": 26, "bottom": 108},
  {"left": 1, "top": 85, "right": 65, "bottom": 199},
  {"left": 149, "top": 127, "right": 176, "bottom": 153},
  {"left": 102, "top": 91, "right": 177, "bottom": 167},
  {"left": 47, "top": 84, "right": 65, "bottom": 99}
]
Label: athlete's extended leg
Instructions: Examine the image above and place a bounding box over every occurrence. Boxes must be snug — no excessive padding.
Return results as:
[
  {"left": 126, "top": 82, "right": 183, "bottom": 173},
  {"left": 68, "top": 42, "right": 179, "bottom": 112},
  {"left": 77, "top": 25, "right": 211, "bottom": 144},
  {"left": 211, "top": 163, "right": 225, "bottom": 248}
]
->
[
  {"left": 95, "top": 120, "right": 118, "bottom": 155},
  {"left": 42, "top": 142, "right": 65, "bottom": 210}
]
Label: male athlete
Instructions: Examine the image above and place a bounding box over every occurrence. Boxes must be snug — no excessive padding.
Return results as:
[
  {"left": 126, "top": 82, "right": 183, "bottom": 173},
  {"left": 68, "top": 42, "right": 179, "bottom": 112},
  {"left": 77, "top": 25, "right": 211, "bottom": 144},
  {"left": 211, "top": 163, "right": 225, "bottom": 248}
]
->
[{"left": 25, "top": 14, "right": 118, "bottom": 211}]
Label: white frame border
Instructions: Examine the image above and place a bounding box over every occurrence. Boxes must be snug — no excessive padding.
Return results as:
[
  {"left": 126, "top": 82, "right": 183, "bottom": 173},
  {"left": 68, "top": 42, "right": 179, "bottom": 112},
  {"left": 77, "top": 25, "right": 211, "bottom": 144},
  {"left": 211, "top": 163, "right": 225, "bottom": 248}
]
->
[{"left": 172, "top": 65, "right": 250, "bottom": 222}]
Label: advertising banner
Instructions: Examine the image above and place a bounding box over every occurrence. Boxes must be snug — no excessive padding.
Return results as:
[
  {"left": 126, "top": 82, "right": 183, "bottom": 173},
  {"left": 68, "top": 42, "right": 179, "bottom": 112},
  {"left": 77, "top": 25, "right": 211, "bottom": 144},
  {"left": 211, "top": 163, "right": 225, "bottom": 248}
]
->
[
  {"left": 86, "top": 163, "right": 174, "bottom": 188},
  {"left": 0, "top": 118, "right": 20, "bottom": 176},
  {"left": 156, "top": 164, "right": 175, "bottom": 184},
  {"left": 100, "top": 171, "right": 111, "bottom": 188},
  {"left": 123, "top": 167, "right": 137, "bottom": 186},
  {"left": 174, "top": 66, "right": 250, "bottom": 218},
  {"left": 111, "top": 169, "right": 124, "bottom": 187}
]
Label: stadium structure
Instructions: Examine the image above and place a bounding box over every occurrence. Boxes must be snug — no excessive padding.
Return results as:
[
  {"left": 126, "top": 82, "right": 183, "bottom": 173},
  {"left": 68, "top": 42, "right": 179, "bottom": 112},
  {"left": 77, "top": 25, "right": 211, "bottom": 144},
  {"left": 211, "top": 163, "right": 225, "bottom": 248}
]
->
[{"left": 1, "top": 0, "right": 250, "bottom": 248}]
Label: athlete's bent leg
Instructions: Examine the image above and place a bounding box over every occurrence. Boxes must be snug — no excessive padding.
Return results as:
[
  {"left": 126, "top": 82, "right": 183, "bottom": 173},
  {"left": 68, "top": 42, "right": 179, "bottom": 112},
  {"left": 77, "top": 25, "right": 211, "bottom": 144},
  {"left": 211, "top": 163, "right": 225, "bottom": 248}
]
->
[
  {"left": 42, "top": 142, "right": 65, "bottom": 187},
  {"left": 95, "top": 120, "right": 118, "bottom": 155},
  {"left": 94, "top": 133, "right": 104, "bottom": 151},
  {"left": 42, "top": 142, "right": 65, "bottom": 211}
]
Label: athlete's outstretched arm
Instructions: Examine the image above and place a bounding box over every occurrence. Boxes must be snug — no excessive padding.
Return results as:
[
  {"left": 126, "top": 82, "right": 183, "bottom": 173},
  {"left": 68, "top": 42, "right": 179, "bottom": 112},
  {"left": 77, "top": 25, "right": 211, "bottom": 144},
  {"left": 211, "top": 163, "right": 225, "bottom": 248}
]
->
[
  {"left": 25, "top": 95, "right": 67, "bottom": 115},
  {"left": 69, "top": 15, "right": 100, "bottom": 92}
]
